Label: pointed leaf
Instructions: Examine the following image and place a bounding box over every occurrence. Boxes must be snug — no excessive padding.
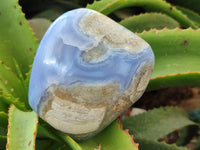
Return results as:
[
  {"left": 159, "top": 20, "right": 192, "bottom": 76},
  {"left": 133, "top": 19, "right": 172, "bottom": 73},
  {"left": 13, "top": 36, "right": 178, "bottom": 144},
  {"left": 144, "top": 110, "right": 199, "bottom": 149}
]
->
[
  {"left": 136, "top": 138, "right": 187, "bottom": 150},
  {"left": 176, "top": 126, "right": 198, "bottom": 146},
  {"left": 0, "top": 112, "right": 8, "bottom": 129},
  {"left": 0, "top": 63, "right": 26, "bottom": 101},
  {"left": 120, "top": 13, "right": 180, "bottom": 33},
  {"left": 167, "top": 0, "right": 200, "bottom": 14},
  {"left": 0, "top": 62, "right": 28, "bottom": 110},
  {"left": 36, "top": 121, "right": 82, "bottom": 150},
  {"left": 0, "top": 0, "right": 38, "bottom": 76},
  {"left": 87, "top": 0, "right": 198, "bottom": 29},
  {"left": 6, "top": 105, "right": 38, "bottom": 150},
  {"left": 121, "top": 107, "right": 197, "bottom": 140},
  {"left": 79, "top": 120, "right": 138, "bottom": 150},
  {"left": 36, "top": 139, "right": 71, "bottom": 150},
  {"left": 137, "top": 28, "right": 200, "bottom": 91},
  {"left": 0, "top": 136, "right": 7, "bottom": 150},
  {"left": 0, "top": 99, "right": 8, "bottom": 113}
]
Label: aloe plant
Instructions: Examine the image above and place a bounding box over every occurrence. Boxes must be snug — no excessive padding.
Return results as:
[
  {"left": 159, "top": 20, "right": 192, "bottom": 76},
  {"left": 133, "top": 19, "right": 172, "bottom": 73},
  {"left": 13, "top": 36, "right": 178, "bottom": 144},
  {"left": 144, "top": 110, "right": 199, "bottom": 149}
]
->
[{"left": 1, "top": 0, "right": 200, "bottom": 149}]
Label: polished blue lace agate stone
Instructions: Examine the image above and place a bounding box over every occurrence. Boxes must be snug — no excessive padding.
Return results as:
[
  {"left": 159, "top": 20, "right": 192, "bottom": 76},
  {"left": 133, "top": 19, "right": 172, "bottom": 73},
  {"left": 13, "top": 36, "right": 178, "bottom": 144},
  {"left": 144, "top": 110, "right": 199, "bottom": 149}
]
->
[{"left": 29, "top": 8, "right": 154, "bottom": 139}]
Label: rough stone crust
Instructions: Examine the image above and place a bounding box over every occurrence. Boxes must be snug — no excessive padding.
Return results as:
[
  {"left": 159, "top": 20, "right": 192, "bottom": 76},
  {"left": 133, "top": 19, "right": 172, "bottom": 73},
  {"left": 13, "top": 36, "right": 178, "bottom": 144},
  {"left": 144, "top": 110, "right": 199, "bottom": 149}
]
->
[
  {"left": 79, "top": 11, "right": 149, "bottom": 63},
  {"left": 38, "top": 61, "right": 153, "bottom": 139}
]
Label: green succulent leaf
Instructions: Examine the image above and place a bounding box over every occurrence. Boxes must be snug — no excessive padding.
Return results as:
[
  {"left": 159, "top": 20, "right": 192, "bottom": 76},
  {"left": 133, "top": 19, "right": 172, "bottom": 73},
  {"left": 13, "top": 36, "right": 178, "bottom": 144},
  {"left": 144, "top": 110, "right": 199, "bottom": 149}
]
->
[
  {"left": 167, "top": 0, "right": 200, "bottom": 14},
  {"left": 176, "top": 6, "right": 200, "bottom": 27},
  {"left": 79, "top": 120, "right": 138, "bottom": 150},
  {"left": 0, "top": 112, "right": 8, "bottom": 129},
  {"left": 120, "top": 13, "right": 180, "bottom": 33},
  {"left": 0, "top": 0, "right": 38, "bottom": 76},
  {"left": 0, "top": 0, "right": 39, "bottom": 111},
  {"left": 6, "top": 105, "right": 38, "bottom": 150},
  {"left": 0, "top": 136, "right": 7, "bottom": 150},
  {"left": 136, "top": 138, "right": 187, "bottom": 150},
  {"left": 87, "top": 0, "right": 198, "bottom": 29},
  {"left": 0, "top": 63, "right": 28, "bottom": 111},
  {"left": 0, "top": 99, "right": 9, "bottom": 113},
  {"left": 36, "top": 120, "right": 82, "bottom": 150},
  {"left": 136, "top": 28, "right": 200, "bottom": 91},
  {"left": 36, "top": 139, "right": 72, "bottom": 150},
  {"left": 121, "top": 107, "right": 197, "bottom": 140},
  {"left": 176, "top": 126, "right": 198, "bottom": 146}
]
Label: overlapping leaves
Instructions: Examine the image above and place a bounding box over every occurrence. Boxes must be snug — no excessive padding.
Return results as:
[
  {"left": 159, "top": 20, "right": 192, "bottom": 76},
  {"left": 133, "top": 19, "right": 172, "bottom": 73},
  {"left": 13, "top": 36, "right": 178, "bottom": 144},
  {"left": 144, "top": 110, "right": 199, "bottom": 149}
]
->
[{"left": 1, "top": 0, "right": 200, "bottom": 149}]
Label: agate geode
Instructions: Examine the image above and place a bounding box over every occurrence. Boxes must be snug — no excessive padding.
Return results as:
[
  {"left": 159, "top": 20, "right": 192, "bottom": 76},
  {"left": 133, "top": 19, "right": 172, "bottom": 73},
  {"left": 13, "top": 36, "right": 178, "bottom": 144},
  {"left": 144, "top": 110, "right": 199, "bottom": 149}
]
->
[{"left": 29, "top": 8, "right": 154, "bottom": 140}]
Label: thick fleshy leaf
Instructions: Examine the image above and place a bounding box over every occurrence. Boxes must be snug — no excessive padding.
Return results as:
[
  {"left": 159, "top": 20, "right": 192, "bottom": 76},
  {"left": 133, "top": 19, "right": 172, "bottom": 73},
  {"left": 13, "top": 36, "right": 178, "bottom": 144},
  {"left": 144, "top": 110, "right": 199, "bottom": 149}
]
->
[
  {"left": 0, "top": 111, "right": 8, "bottom": 149},
  {"left": 87, "top": 0, "right": 197, "bottom": 29},
  {"left": 0, "top": 62, "right": 28, "bottom": 110},
  {"left": 6, "top": 105, "right": 38, "bottom": 150},
  {"left": 0, "top": 112, "right": 8, "bottom": 129},
  {"left": 79, "top": 120, "right": 138, "bottom": 150},
  {"left": 36, "top": 139, "right": 72, "bottom": 150},
  {"left": 0, "top": 136, "right": 7, "bottom": 150},
  {"left": 167, "top": 0, "right": 200, "bottom": 14},
  {"left": 0, "top": 99, "right": 8, "bottom": 113},
  {"left": 36, "top": 121, "right": 82, "bottom": 150},
  {"left": 176, "top": 126, "right": 198, "bottom": 146},
  {"left": 121, "top": 107, "right": 197, "bottom": 140},
  {"left": 136, "top": 28, "right": 200, "bottom": 91},
  {"left": 120, "top": 13, "right": 179, "bottom": 32},
  {"left": 136, "top": 138, "right": 187, "bottom": 150},
  {"left": 176, "top": 6, "right": 200, "bottom": 27},
  {"left": 0, "top": 0, "right": 38, "bottom": 76}
]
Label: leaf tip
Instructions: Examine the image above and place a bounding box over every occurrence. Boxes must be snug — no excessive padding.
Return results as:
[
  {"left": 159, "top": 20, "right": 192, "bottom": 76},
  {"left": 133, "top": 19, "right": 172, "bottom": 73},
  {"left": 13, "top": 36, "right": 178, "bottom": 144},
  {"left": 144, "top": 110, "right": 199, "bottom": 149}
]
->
[{"left": 117, "top": 118, "right": 139, "bottom": 149}]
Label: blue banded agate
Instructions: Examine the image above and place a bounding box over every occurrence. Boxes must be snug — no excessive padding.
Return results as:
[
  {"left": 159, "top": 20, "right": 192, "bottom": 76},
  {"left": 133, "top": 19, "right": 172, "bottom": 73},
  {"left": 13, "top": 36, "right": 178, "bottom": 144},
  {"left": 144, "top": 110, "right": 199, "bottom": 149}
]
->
[{"left": 28, "top": 8, "right": 154, "bottom": 140}]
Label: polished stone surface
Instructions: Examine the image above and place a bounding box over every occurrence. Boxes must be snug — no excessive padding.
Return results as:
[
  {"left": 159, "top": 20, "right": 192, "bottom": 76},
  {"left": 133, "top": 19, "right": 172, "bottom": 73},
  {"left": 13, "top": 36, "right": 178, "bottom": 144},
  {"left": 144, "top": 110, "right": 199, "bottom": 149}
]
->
[{"left": 29, "top": 8, "right": 154, "bottom": 139}]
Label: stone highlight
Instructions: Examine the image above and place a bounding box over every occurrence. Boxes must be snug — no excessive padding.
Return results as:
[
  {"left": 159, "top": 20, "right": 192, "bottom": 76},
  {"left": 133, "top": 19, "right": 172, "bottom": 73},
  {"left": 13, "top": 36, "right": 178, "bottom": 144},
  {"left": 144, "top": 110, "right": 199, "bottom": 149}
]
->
[{"left": 28, "top": 8, "right": 154, "bottom": 140}]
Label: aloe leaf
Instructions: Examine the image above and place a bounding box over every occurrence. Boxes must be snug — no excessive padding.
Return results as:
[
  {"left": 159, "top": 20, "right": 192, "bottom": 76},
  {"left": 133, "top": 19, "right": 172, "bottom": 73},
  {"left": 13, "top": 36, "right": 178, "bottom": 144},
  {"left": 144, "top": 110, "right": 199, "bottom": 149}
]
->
[
  {"left": 136, "top": 138, "right": 187, "bottom": 150},
  {"left": 36, "top": 121, "right": 82, "bottom": 150},
  {"left": 136, "top": 28, "right": 200, "bottom": 91},
  {"left": 6, "top": 105, "right": 38, "bottom": 150},
  {"left": 167, "top": 0, "right": 200, "bottom": 14},
  {"left": 0, "top": 126, "right": 7, "bottom": 138},
  {"left": 0, "top": 0, "right": 38, "bottom": 76},
  {"left": 121, "top": 107, "right": 197, "bottom": 140},
  {"left": 0, "top": 63, "right": 28, "bottom": 110},
  {"left": 0, "top": 90, "right": 26, "bottom": 111},
  {"left": 176, "top": 6, "right": 200, "bottom": 26},
  {"left": 0, "top": 112, "right": 8, "bottom": 129},
  {"left": 58, "top": 135, "right": 82, "bottom": 150},
  {"left": 0, "top": 111, "right": 9, "bottom": 149},
  {"left": 87, "top": 0, "right": 198, "bottom": 29},
  {"left": 120, "top": 13, "right": 180, "bottom": 33},
  {"left": 0, "top": 100, "right": 8, "bottom": 113},
  {"left": 0, "top": 136, "right": 7, "bottom": 150},
  {"left": 79, "top": 120, "right": 138, "bottom": 150},
  {"left": 36, "top": 139, "right": 72, "bottom": 150},
  {"left": 176, "top": 126, "right": 198, "bottom": 146},
  {"left": 37, "top": 124, "right": 60, "bottom": 142}
]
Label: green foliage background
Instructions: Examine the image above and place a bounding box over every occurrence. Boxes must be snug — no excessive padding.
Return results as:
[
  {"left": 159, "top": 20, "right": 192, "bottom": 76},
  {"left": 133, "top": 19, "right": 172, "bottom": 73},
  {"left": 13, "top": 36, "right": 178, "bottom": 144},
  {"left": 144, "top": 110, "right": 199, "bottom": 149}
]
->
[{"left": 1, "top": 0, "right": 200, "bottom": 150}]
